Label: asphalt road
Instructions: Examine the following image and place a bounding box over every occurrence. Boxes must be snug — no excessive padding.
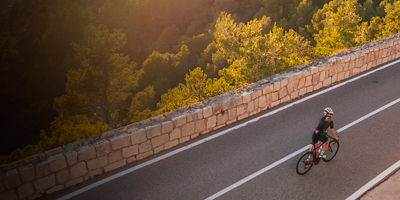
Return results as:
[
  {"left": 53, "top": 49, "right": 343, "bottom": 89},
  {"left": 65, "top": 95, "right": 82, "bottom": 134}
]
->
[{"left": 47, "top": 60, "right": 400, "bottom": 200}]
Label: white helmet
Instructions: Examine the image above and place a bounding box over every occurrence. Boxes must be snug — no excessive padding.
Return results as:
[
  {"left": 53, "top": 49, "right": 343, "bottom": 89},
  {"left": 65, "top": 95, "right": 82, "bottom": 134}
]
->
[{"left": 324, "top": 107, "right": 334, "bottom": 116}]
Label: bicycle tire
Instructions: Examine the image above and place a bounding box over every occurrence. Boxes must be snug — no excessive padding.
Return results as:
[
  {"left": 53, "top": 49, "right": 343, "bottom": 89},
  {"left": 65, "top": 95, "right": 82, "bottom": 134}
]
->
[
  {"left": 296, "top": 152, "right": 313, "bottom": 175},
  {"left": 323, "top": 139, "right": 339, "bottom": 162}
]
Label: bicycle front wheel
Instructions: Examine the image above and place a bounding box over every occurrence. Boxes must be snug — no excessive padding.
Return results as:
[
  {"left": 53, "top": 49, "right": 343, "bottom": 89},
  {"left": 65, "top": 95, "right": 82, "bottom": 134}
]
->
[
  {"left": 296, "top": 152, "right": 313, "bottom": 175},
  {"left": 323, "top": 139, "right": 339, "bottom": 162}
]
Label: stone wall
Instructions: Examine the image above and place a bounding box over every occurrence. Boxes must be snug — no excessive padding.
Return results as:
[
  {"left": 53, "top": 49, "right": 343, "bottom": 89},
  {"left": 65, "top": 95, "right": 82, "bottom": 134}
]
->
[{"left": 1, "top": 34, "right": 400, "bottom": 200}]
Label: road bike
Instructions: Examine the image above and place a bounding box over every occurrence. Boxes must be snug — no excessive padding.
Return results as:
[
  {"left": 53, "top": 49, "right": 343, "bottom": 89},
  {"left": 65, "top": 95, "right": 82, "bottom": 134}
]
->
[{"left": 296, "top": 135, "right": 339, "bottom": 175}]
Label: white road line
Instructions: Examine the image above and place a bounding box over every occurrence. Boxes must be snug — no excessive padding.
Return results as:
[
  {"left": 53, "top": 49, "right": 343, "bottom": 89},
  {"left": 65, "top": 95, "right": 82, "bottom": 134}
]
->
[
  {"left": 58, "top": 59, "right": 400, "bottom": 200},
  {"left": 205, "top": 97, "right": 400, "bottom": 200},
  {"left": 346, "top": 160, "right": 400, "bottom": 200}
]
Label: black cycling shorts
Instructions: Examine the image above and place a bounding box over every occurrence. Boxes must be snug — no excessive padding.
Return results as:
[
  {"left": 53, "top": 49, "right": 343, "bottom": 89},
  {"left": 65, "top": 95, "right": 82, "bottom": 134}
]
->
[{"left": 312, "top": 131, "right": 328, "bottom": 144}]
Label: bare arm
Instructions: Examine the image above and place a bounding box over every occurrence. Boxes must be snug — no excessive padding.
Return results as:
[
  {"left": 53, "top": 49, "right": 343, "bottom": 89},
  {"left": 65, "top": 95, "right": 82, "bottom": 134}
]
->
[{"left": 331, "top": 128, "right": 339, "bottom": 140}]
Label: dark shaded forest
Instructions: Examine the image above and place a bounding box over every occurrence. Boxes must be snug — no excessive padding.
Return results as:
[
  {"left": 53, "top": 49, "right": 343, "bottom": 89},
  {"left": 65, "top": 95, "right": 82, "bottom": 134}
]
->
[{"left": 0, "top": 0, "right": 399, "bottom": 163}]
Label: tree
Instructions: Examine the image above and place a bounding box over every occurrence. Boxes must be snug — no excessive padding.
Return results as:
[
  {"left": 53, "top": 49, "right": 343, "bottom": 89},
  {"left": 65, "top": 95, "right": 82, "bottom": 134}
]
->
[
  {"left": 313, "top": 0, "right": 363, "bottom": 57},
  {"left": 54, "top": 25, "right": 140, "bottom": 128},
  {"left": 157, "top": 67, "right": 233, "bottom": 113}
]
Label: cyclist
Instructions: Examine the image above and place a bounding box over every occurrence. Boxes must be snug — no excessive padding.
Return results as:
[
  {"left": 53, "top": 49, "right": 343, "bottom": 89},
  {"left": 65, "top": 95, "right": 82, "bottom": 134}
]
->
[{"left": 308, "top": 107, "right": 339, "bottom": 160}]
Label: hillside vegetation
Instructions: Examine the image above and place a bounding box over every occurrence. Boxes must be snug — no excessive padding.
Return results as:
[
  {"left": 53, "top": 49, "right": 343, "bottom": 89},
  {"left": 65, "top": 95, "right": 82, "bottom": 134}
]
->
[{"left": 1, "top": 0, "right": 399, "bottom": 163}]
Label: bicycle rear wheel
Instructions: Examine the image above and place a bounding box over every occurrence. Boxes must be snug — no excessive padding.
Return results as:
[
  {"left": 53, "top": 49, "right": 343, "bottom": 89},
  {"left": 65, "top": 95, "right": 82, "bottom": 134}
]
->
[
  {"left": 323, "top": 139, "right": 339, "bottom": 162},
  {"left": 296, "top": 152, "right": 313, "bottom": 175}
]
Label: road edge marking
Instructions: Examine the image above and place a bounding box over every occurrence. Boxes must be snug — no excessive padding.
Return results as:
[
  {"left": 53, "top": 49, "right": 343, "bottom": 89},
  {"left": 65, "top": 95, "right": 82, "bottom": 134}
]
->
[
  {"left": 57, "top": 59, "right": 400, "bottom": 200},
  {"left": 346, "top": 160, "right": 400, "bottom": 200},
  {"left": 204, "top": 97, "right": 400, "bottom": 200}
]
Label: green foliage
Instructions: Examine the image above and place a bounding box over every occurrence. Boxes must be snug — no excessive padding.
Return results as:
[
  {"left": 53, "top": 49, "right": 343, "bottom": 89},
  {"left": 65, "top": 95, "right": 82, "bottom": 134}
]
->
[
  {"left": 157, "top": 67, "right": 233, "bottom": 113},
  {"left": 214, "top": 13, "right": 313, "bottom": 86},
  {"left": 313, "top": 0, "right": 363, "bottom": 57},
  {"left": 54, "top": 25, "right": 139, "bottom": 128},
  {"left": 129, "top": 86, "right": 157, "bottom": 122}
]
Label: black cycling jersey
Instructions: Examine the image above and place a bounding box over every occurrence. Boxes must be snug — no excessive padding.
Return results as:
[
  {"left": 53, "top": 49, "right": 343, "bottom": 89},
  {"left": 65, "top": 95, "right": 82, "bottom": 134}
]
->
[{"left": 315, "top": 116, "right": 334, "bottom": 133}]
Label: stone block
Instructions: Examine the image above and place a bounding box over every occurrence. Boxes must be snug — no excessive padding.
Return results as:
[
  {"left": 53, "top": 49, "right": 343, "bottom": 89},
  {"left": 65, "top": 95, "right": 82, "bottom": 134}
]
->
[
  {"left": 290, "top": 91, "right": 299, "bottom": 100},
  {"left": 95, "top": 141, "right": 112, "bottom": 157},
  {"left": 271, "top": 100, "right": 280, "bottom": 107},
  {"left": 281, "top": 96, "right": 290, "bottom": 103},
  {"left": 146, "top": 124, "right": 163, "bottom": 139},
  {"left": 221, "top": 99, "right": 233, "bottom": 111},
  {"left": 217, "top": 113, "right": 228, "bottom": 126},
  {"left": 212, "top": 104, "right": 222, "bottom": 115},
  {"left": 279, "top": 87, "right": 288, "bottom": 99},
  {"left": 195, "top": 109, "right": 204, "bottom": 120},
  {"left": 18, "top": 164, "right": 35, "bottom": 183},
  {"left": 164, "top": 140, "right": 179, "bottom": 149},
  {"left": 35, "top": 162, "right": 50, "bottom": 179},
  {"left": 127, "top": 156, "right": 137, "bottom": 164},
  {"left": 203, "top": 106, "right": 213, "bottom": 118},
  {"left": 85, "top": 169, "right": 103, "bottom": 180},
  {"left": 258, "top": 96, "right": 266, "bottom": 109},
  {"left": 78, "top": 147, "right": 96, "bottom": 161},
  {"left": 122, "top": 145, "right": 139, "bottom": 158},
  {"left": 131, "top": 129, "right": 147, "bottom": 145},
  {"left": 312, "top": 72, "right": 320, "bottom": 86},
  {"left": 273, "top": 81, "right": 280, "bottom": 91},
  {"left": 323, "top": 77, "right": 332, "bottom": 87},
  {"left": 206, "top": 116, "right": 217, "bottom": 129},
  {"left": 86, "top": 156, "right": 108, "bottom": 171},
  {"left": 104, "top": 160, "right": 126, "bottom": 173},
  {"left": 136, "top": 151, "right": 153, "bottom": 160},
  {"left": 191, "top": 133, "right": 200, "bottom": 139},
  {"left": 242, "top": 93, "right": 251, "bottom": 103},
  {"left": 181, "top": 122, "right": 195, "bottom": 137},
  {"left": 65, "top": 151, "right": 78, "bottom": 166},
  {"left": 151, "top": 134, "right": 169, "bottom": 148},
  {"left": 238, "top": 113, "right": 249, "bottom": 120},
  {"left": 262, "top": 85, "right": 273, "bottom": 95},
  {"left": 299, "top": 87, "right": 307, "bottom": 96},
  {"left": 271, "top": 92, "right": 279, "bottom": 102},
  {"left": 179, "top": 136, "right": 190, "bottom": 144},
  {"left": 46, "top": 185, "right": 64, "bottom": 194},
  {"left": 319, "top": 71, "right": 326, "bottom": 81},
  {"left": 298, "top": 77, "right": 305, "bottom": 89},
  {"left": 305, "top": 75, "right": 312, "bottom": 87},
  {"left": 161, "top": 121, "right": 174, "bottom": 134},
  {"left": 314, "top": 82, "right": 322, "bottom": 90},
  {"left": 228, "top": 108, "right": 237, "bottom": 121},
  {"left": 237, "top": 104, "right": 246, "bottom": 116},
  {"left": 306, "top": 86, "right": 313, "bottom": 93},
  {"left": 251, "top": 90, "right": 262, "bottom": 100},
  {"left": 331, "top": 74, "right": 338, "bottom": 83},
  {"left": 280, "top": 79, "right": 288, "bottom": 87},
  {"left": 108, "top": 150, "right": 122, "bottom": 163},
  {"left": 247, "top": 101, "right": 255, "bottom": 113},
  {"left": 169, "top": 128, "right": 181, "bottom": 140},
  {"left": 233, "top": 96, "right": 243, "bottom": 106},
  {"left": 17, "top": 183, "right": 34, "bottom": 199},
  {"left": 34, "top": 174, "right": 55, "bottom": 193},
  {"left": 56, "top": 168, "right": 70, "bottom": 185},
  {"left": 154, "top": 146, "right": 164, "bottom": 154},
  {"left": 172, "top": 115, "right": 186, "bottom": 127},
  {"left": 49, "top": 154, "right": 67, "bottom": 172},
  {"left": 70, "top": 162, "right": 87, "bottom": 179},
  {"left": 110, "top": 134, "right": 131, "bottom": 150},
  {"left": 0, "top": 190, "right": 18, "bottom": 200},
  {"left": 186, "top": 112, "right": 195, "bottom": 122},
  {"left": 195, "top": 119, "right": 206, "bottom": 133},
  {"left": 65, "top": 177, "right": 83, "bottom": 188},
  {"left": 4, "top": 169, "right": 21, "bottom": 189},
  {"left": 139, "top": 141, "right": 152, "bottom": 153},
  {"left": 311, "top": 67, "right": 318, "bottom": 74}
]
